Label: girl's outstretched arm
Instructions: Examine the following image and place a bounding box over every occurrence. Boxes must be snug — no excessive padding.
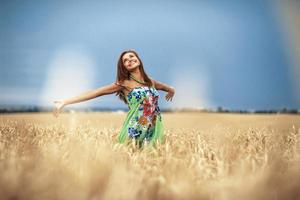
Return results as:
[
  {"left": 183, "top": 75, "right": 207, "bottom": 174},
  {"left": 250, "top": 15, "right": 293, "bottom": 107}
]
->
[
  {"left": 151, "top": 79, "right": 175, "bottom": 102},
  {"left": 53, "top": 82, "right": 122, "bottom": 117}
]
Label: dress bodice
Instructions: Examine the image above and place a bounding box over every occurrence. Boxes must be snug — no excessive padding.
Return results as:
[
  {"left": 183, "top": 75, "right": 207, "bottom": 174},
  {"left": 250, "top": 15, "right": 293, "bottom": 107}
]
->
[{"left": 126, "top": 86, "right": 160, "bottom": 110}]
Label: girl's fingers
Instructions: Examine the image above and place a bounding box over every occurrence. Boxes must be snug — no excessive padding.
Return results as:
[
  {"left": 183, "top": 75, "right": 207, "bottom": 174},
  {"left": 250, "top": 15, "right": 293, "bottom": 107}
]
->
[
  {"left": 167, "top": 95, "right": 173, "bottom": 101},
  {"left": 54, "top": 110, "right": 60, "bottom": 118},
  {"left": 53, "top": 105, "right": 61, "bottom": 117},
  {"left": 53, "top": 110, "right": 57, "bottom": 117},
  {"left": 165, "top": 92, "right": 174, "bottom": 101},
  {"left": 54, "top": 108, "right": 58, "bottom": 115}
]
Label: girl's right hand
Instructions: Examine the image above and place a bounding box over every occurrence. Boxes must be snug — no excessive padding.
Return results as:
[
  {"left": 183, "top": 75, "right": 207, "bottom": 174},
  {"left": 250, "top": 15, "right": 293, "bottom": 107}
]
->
[
  {"left": 165, "top": 87, "right": 175, "bottom": 102},
  {"left": 53, "top": 100, "right": 66, "bottom": 118}
]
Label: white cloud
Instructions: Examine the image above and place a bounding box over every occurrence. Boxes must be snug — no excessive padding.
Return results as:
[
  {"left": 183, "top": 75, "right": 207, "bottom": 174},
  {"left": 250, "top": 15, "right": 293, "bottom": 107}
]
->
[
  {"left": 169, "top": 62, "right": 213, "bottom": 109},
  {"left": 273, "top": 0, "right": 300, "bottom": 103},
  {"left": 39, "top": 45, "right": 97, "bottom": 108}
]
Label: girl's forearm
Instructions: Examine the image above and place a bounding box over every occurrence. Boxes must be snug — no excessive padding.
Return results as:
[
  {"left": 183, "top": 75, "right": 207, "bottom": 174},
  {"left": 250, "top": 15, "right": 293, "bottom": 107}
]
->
[
  {"left": 153, "top": 79, "right": 174, "bottom": 92},
  {"left": 63, "top": 90, "right": 98, "bottom": 105},
  {"left": 165, "top": 85, "right": 174, "bottom": 93},
  {"left": 160, "top": 83, "right": 174, "bottom": 93},
  {"left": 62, "top": 83, "right": 119, "bottom": 105}
]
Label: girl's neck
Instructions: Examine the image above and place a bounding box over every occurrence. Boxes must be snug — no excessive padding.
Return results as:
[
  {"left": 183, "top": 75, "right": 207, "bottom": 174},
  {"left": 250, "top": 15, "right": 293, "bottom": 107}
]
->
[{"left": 129, "top": 68, "right": 143, "bottom": 81}]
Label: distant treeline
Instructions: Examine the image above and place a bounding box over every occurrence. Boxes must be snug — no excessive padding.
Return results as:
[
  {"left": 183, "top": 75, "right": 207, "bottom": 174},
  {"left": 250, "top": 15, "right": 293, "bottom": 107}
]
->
[
  {"left": 0, "top": 105, "right": 299, "bottom": 114},
  {"left": 214, "top": 106, "right": 300, "bottom": 114}
]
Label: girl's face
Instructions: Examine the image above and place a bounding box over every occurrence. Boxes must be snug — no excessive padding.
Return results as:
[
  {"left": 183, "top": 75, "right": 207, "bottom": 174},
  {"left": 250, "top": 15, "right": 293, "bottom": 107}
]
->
[{"left": 122, "top": 52, "right": 140, "bottom": 71}]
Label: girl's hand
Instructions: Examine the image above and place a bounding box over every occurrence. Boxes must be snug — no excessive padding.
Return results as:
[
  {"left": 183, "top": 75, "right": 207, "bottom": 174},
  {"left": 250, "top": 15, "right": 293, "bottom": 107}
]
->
[
  {"left": 53, "top": 100, "right": 66, "bottom": 118},
  {"left": 165, "top": 87, "right": 175, "bottom": 102}
]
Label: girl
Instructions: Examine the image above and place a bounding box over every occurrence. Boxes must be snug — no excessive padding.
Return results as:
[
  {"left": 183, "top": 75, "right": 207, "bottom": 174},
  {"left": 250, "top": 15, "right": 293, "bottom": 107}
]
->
[{"left": 53, "top": 50, "right": 175, "bottom": 148}]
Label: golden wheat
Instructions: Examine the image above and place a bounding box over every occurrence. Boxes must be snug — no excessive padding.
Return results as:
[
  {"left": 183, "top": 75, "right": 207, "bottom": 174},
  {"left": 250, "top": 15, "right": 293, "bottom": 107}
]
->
[{"left": 0, "top": 112, "right": 300, "bottom": 200}]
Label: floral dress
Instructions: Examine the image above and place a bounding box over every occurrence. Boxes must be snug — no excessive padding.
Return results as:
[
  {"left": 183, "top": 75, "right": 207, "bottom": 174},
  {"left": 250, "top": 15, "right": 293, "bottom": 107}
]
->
[{"left": 117, "top": 86, "right": 164, "bottom": 148}]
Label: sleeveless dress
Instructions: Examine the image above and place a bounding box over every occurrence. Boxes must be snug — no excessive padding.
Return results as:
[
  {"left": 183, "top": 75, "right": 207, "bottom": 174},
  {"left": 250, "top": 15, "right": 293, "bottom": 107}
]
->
[{"left": 116, "top": 85, "right": 164, "bottom": 148}]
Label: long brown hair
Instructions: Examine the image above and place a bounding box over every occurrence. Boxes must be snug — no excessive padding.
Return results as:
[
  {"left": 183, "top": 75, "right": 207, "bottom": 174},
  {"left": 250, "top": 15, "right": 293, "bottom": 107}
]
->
[{"left": 116, "top": 50, "right": 153, "bottom": 104}]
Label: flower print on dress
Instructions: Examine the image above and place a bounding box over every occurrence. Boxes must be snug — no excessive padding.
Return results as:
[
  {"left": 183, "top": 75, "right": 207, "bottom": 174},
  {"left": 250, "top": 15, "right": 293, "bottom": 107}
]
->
[
  {"left": 127, "top": 93, "right": 133, "bottom": 101},
  {"left": 151, "top": 114, "right": 157, "bottom": 125},
  {"left": 143, "top": 104, "right": 152, "bottom": 117},
  {"left": 138, "top": 116, "right": 148, "bottom": 126},
  {"left": 144, "top": 126, "right": 154, "bottom": 141},
  {"left": 128, "top": 127, "right": 139, "bottom": 137},
  {"left": 135, "top": 94, "right": 142, "bottom": 101},
  {"left": 142, "top": 96, "right": 157, "bottom": 116}
]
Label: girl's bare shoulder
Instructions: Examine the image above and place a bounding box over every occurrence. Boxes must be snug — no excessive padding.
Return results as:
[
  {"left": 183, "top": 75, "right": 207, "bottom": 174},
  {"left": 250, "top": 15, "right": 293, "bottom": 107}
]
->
[
  {"left": 115, "top": 80, "right": 132, "bottom": 91},
  {"left": 115, "top": 80, "right": 125, "bottom": 86},
  {"left": 149, "top": 76, "right": 156, "bottom": 87}
]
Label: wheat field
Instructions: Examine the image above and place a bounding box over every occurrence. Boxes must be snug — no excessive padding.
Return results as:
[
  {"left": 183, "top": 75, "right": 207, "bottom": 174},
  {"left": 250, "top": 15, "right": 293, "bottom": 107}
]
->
[{"left": 0, "top": 112, "right": 300, "bottom": 200}]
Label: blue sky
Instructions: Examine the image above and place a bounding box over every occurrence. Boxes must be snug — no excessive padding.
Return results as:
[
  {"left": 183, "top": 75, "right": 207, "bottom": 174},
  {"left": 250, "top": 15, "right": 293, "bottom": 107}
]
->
[{"left": 1, "top": 0, "right": 299, "bottom": 110}]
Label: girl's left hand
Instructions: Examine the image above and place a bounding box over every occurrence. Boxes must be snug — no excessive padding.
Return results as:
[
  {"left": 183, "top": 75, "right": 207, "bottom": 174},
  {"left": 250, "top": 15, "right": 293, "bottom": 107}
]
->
[
  {"left": 165, "top": 87, "right": 175, "bottom": 102},
  {"left": 53, "top": 99, "right": 66, "bottom": 118}
]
